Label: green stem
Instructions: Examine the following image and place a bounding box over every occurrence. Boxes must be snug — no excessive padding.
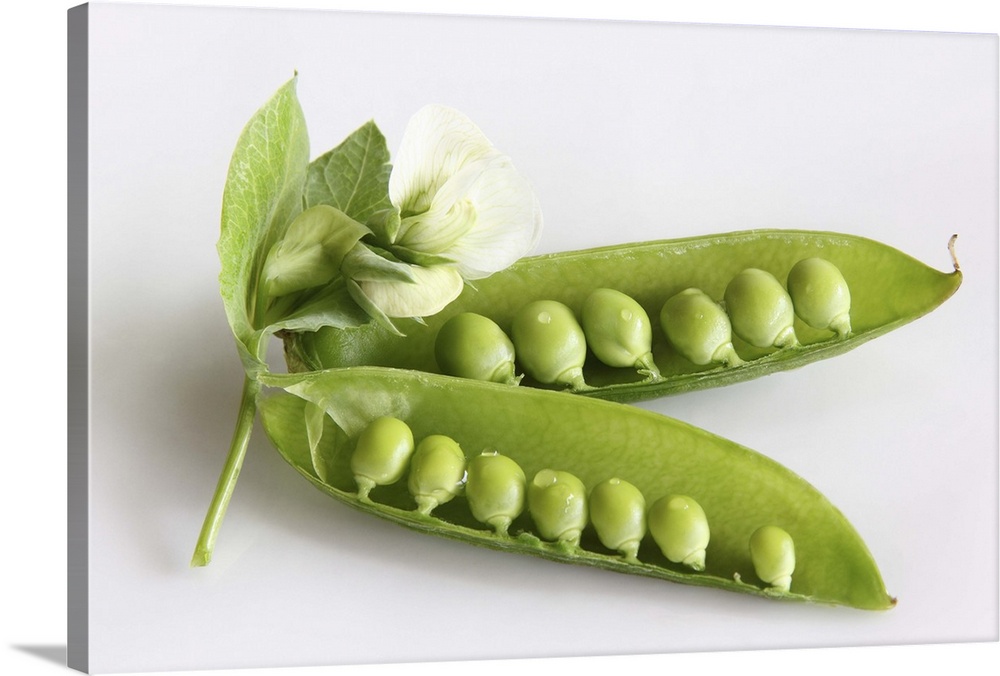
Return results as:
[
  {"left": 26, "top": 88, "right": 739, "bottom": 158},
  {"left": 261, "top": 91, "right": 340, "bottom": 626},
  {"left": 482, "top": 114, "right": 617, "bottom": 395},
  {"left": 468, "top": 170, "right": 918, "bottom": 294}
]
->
[{"left": 191, "top": 373, "right": 263, "bottom": 566}]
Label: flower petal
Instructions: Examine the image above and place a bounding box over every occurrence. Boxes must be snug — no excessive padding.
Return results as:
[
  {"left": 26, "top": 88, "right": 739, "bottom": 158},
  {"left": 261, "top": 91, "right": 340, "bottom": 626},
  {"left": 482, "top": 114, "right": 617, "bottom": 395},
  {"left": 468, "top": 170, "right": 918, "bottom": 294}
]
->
[
  {"left": 436, "top": 156, "right": 544, "bottom": 279},
  {"left": 355, "top": 263, "right": 464, "bottom": 318},
  {"left": 340, "top": 242, "right": 416, "bottom": 283},
  {"left": 389, "top": 104, "right": 501, "bottom": 216},
  {"left": 393, "top": 157, "right": 487, "bottom": 255}
]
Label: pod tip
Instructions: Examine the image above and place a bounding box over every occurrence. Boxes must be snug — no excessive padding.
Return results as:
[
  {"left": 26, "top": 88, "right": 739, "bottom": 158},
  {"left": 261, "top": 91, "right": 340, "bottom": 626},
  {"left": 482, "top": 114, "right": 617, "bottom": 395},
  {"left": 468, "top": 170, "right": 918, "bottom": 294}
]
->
[{"left": 948, "top": 234, "right": 961, "bottom": 272}]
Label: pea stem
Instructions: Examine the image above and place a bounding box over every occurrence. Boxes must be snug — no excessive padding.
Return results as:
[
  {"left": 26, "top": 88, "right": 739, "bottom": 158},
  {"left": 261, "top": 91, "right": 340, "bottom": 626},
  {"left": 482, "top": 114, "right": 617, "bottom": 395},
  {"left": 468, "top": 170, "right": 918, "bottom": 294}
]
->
[
  {"left": 635, "top": 352, "right": 662, "bottom": 382},
  {"left": 191, "top": 373, "right": 263, "bottom": 566}
]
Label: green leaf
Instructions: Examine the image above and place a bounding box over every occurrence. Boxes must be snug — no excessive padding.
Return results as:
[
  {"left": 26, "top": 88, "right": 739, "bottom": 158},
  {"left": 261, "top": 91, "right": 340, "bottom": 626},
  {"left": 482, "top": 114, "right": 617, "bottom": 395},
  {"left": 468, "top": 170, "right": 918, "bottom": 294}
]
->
[
  {"left": 265, "top": 277, "right": 372, "bottom": 333},
  {"left": 262, "top": 205, "right": 373, "bottom": 298},
  {"left": 217, "top": 75, "right": 310, "bottom": 355},
  {"left": 304, "top": 120, "right": 393, "bottom": 226}
]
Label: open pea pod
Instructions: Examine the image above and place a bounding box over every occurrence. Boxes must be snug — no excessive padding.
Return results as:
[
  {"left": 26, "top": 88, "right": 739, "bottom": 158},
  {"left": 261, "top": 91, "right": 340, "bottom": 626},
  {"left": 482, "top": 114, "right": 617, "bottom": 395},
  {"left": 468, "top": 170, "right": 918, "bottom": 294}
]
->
[
  {"left": 258, "top": 367, "right": 895, "bottom": 610},
  {"left": 284, "top": 230, "right": 961, "bottom": 403}
]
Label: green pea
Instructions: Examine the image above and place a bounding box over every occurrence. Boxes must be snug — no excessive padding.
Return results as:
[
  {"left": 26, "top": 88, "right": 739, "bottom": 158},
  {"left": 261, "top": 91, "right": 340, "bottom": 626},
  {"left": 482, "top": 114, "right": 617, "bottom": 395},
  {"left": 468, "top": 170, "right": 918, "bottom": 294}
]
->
[
  {"left": 434, "top": 312, "right": 520, "bottom": 384},
  {"left": 465, "top": 451, "right": 526, "bottom": 536},
  {"left": 407, "top": 435, "right": 467, "bottom": 515},
  {"left": 528, "top": 469, "right": 588, "bottom": 547},
  {"left": 659, "top": 288, "right": 744, "bottom": 367},
  {"left": 749, "top": 525, "right": 796, "bottom": 592},
  {"left": 724, "top": 268, "right": 799, "bottom": 349},
  {"left": 510, "top": 300, "right": 588, "bottom": 390},
  {"left": 350, "top": 416, "right": 415, "bottom": 500},
  {"left": 580, "top": 288, "right": 661, "bottom": 379},
  {"left": 648, "top": 494, "right": 710, "bottom": 571},
  {"left": 786, "top": 257, "right": 852, "bottom": 338},
  {"left": 588, "top": 477, "right": 646, "bottom": 561}
]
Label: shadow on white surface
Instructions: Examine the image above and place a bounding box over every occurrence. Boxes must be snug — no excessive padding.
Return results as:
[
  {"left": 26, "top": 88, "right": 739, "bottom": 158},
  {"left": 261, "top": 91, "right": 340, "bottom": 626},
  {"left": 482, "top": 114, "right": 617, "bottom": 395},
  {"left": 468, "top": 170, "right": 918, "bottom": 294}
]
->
[{"left": 12, "top": 645, "right": 66, "bottom": 669}]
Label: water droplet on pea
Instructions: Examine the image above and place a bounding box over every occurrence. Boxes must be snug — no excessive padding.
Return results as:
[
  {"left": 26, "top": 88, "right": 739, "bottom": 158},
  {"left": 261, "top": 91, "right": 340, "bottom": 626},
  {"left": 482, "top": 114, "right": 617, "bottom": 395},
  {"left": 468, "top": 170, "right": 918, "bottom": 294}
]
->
[
  {"left": 511, "top": 300, "right": 588, "bottom": 389},
  {"left": 580, "top": 288, "right": 660, "bottom": 378},
  {"left": 660, "top": 288, "right": 743, "bottom": 367},
  {"left": 528, "top": 469, "right": 588, "bottom": 547}
]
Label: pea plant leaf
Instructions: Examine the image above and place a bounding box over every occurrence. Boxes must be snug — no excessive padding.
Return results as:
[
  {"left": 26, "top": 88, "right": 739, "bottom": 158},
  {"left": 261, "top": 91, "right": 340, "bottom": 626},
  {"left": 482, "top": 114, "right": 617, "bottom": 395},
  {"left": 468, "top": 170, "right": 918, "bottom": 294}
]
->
[
  {"left": 261, "top": 205, "right": 374, "bottom": 298},
  {"left": 266, "top": 278, "right": 372, "bottom": 334},
  {"left": 258, "top": 205, "right": 382, "bottom": 334},
  {"left": 217, "top": 75, "right": 310, "bottom": 367},
  {"left": 304, "top": 120, "right": 394, "bottom": 226}
]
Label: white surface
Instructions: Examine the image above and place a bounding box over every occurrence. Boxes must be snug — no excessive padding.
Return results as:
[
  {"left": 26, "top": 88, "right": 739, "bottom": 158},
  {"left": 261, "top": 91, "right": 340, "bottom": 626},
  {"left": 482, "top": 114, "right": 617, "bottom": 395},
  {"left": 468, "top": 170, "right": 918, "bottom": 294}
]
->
[{"left": 7, "top": 1, "right": 998, "bottom": 675}]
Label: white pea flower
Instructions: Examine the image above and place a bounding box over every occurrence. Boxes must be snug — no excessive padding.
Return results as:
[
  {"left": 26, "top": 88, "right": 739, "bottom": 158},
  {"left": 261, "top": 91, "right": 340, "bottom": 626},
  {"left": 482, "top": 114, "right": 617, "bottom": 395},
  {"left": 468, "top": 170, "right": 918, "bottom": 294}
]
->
[{"left": 387, "top": 104, "right": 544, "bottom": 280}]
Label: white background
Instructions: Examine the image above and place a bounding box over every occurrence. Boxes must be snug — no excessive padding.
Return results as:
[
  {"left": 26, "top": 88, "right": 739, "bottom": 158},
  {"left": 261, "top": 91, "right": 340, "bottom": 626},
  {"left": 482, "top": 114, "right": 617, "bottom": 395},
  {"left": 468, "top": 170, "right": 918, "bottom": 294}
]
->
[{"left": 2, "top": 1, "right": 998, "bottom": 676}]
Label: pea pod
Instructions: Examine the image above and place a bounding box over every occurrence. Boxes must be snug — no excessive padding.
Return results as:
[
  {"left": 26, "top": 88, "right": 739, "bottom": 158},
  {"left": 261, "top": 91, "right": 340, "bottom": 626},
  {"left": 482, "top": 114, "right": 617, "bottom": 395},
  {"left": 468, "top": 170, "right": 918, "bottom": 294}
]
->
[
  {"left": 285, "top": 230, "right": 961, "bottom": 403},
  {"left": 258, "top": 366, "right": 895, "bottom": 610}
]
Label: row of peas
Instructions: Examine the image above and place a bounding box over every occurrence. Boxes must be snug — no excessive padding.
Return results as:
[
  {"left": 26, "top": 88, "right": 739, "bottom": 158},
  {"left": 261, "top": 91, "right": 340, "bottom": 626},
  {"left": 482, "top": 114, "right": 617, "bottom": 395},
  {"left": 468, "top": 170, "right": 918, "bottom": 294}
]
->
[
  {"left": 350, "top": 416, "right": 796, "bottom": 592},
  {"left": 434, "top": 257, "right": 851, "bottom": 389}
]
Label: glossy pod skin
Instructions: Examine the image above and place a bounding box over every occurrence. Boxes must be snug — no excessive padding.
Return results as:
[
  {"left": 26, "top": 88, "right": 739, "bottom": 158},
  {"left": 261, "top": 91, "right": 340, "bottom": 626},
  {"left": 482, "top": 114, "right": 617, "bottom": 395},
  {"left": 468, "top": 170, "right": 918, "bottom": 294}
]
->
[
  {"left": 284, "top": 230, "right": 961, "bottom": 403},
  {"left": 258, "top": 366, "right": 896, "bottom": 610}
]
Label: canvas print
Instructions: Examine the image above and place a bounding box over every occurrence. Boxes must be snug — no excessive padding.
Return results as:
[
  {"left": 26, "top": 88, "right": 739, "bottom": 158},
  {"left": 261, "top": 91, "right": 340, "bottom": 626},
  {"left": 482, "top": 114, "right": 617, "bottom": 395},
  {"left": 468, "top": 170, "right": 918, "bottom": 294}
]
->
[{"left": 69, "top": 2, "right": 998, "bottom": 674}]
